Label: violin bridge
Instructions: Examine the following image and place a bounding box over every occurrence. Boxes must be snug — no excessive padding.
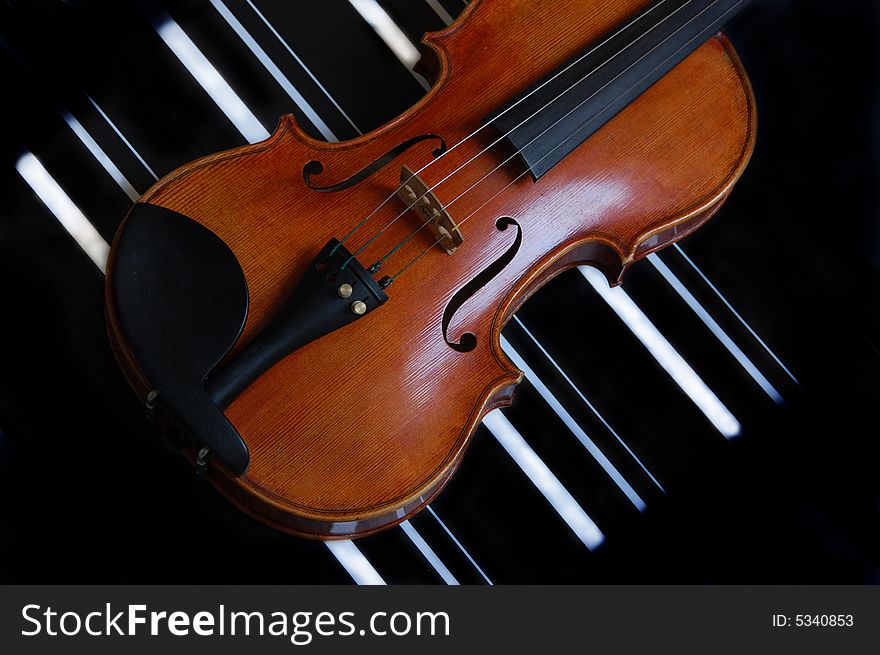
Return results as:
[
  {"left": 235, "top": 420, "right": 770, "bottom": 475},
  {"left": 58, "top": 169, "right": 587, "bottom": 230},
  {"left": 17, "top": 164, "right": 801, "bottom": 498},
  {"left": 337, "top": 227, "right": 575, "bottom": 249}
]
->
[{"left": 396, "top": 165, "right": 463, "bottom": 255}]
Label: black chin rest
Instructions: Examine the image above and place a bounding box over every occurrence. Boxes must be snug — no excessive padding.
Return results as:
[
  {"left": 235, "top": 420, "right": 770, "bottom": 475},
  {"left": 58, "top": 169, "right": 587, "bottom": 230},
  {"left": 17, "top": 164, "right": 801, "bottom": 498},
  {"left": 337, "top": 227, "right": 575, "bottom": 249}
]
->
[{"left": 110, "top": 203, "right": 250, "bottom": 474}]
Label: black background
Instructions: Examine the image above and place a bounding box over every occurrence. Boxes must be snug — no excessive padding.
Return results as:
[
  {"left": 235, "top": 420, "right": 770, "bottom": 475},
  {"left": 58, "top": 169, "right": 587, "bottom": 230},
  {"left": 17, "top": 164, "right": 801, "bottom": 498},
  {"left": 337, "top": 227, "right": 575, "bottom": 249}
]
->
[{"left": 0, "top": 0, "right": 878, "bottom": 583}]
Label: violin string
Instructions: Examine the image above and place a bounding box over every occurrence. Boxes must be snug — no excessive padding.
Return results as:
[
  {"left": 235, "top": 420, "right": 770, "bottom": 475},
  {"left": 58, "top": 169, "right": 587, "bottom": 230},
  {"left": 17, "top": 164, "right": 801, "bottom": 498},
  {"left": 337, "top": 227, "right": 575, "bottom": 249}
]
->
[
  {"left": 387, "top": 0, "right": 746, "bottom": 284},
  {"left": 328, "top": 0, "right": 675, "bottom": 260}
]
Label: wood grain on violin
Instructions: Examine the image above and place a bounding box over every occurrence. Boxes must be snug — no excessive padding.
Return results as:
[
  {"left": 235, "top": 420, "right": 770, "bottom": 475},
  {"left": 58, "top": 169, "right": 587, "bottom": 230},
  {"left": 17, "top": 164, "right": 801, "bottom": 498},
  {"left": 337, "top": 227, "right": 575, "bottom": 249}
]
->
[{"left": 105, "top": 0, "right": 756, "bottom": 538}]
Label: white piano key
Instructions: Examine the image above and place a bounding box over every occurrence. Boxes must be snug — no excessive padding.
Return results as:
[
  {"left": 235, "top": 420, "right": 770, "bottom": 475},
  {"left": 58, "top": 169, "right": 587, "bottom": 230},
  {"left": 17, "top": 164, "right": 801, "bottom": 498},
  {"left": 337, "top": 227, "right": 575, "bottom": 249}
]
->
[
  {"left": 674, "top": 243, "right": 799, "bottom": 384},
  {"left": 62, "top": 111, "right": 139, "bottom": 201},
  {"left": 579, "top": 265, "right": 741, "bottom": 439},
  {"left": 241, "top": 0, "right": 361, "bottom": 134},
  {"left": 500, "top": 335, "right": 647, "bottom": 511},
  {"left": 15, "top": 152, "right": 109, "bottom": 272},
  {"left": 483, "top": 410, "right": 605, "bottom": 551},
  {"left": 348, "top": 0, "right": 431, "bottom": 90},
  {"left": 400, "top": 520, "right": 459, "bottom": 585},
  {"left": 426, "top": 505, "right": 493, "bottom": 584},
  {"left": 648, "top": 253, "right": 784, "bottom": 404},
  {"left": 87, "top": 95, "right": 158, "bottom": 181},
  {"left": 511, "top": 314, "right": 666, "bottom": 493},
  {"left": 207, "top": 0, "right": 338, "bottom": 142},
  {"left": 325, "top": 540, "right": 386, "bottom": 585},
  {"left": 153, "top": 15, "right": 270, "bottom": 144}
]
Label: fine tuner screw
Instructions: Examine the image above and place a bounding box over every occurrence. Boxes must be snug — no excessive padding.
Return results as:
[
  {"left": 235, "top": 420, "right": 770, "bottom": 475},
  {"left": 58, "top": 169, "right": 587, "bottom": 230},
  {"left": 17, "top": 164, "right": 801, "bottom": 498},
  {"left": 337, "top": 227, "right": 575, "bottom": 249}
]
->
[
  {"left": 338, "top": 283, "right": 353, "bottom": 298},
  {"left": 351, "top": 300, "right": 367, "bottom": 315}
]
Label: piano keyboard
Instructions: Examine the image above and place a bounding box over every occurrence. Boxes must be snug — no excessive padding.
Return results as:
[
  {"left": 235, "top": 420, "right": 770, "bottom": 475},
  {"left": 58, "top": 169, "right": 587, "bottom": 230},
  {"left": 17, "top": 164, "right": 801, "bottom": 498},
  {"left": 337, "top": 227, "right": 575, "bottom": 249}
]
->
[{"left": 2, "top": 0, "right": 878, "bottom": 585}]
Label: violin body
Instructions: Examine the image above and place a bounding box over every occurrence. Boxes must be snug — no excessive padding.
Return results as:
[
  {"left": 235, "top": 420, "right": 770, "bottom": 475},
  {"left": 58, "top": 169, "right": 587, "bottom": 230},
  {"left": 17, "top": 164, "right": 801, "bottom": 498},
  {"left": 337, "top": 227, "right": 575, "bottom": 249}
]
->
[{"left": 105, "top": 0, "right": 755, "bottom": 538}]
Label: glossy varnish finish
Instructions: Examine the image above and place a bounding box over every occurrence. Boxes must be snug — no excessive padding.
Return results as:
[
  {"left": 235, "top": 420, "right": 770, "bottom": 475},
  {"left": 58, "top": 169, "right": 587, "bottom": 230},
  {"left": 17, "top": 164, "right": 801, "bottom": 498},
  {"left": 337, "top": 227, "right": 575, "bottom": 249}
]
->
[{"left": 106, "top": 0, "right": 756, "bottom": 538}]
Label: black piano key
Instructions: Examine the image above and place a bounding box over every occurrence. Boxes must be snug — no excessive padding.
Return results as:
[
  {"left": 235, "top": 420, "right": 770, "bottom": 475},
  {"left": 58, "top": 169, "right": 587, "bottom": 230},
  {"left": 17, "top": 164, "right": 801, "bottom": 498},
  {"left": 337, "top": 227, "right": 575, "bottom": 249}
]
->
[
  {"left": 344, "top": 534, "right": 426, "bottom": 585},
  {"left": 621, "top": 257, "right": 783, "bottom": 428},
  {"left": 353, "top": 527, "right": 446, "bottom": 585},
  {"left": 437, "top": 0, "right": 469, "bottom": 18},
  {"left": 428, "top": 424, "right": 607, "bottom": 583},
  {"left": 161, "top": 0, "right": 354, "bottom": 142},
  {"left": 503, "top": 378, "right": 647, "bottom": 528},
  {"left": 75, "top": 95, "right": 163, "bottom": 194},
  {"left": 0, "top": 56, "right": 138, "bottom": 237},
  {"left": 407, "top": 508, "right": 492, "bottom": 584},
  {"left": 161, "top": 0, "right": 304, "bottom": 131},
  {"left": 654, "top": 247, "right": 798, "bottom": 391},
  {"left": 664, "top": 183, "right": 813, "bottom": 378},
  {"left": 17, "top": 121, "right": 133, "bottom": 242},
  {"left": 502, "top": 321, "right": 668, "bottom": 503},
  {"left": 377, "top": 0, "right": 449, "bottom": 43}
]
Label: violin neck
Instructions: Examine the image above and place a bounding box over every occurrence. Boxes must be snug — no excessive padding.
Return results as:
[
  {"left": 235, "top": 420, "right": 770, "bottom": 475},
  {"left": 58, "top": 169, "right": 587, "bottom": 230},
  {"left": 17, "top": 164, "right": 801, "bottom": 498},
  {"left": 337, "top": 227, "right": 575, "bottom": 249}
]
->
[{"left": 486, "top": 0, "right": 753, "bottom": 180}]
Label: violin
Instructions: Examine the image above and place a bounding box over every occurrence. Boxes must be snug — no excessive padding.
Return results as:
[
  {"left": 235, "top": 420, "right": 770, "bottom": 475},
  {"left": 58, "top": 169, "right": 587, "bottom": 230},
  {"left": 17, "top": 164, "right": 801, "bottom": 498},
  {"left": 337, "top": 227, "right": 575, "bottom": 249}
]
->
[{"left": 105, "top": 0, "right": 756, "bottom": 539}]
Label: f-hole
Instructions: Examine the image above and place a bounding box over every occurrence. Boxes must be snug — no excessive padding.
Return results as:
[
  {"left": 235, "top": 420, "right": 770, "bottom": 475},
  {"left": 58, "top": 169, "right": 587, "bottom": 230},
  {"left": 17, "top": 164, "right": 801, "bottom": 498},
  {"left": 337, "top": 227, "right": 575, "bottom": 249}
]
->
[
  {"left": 442, "top": 217, "right": 522, "bottom": 352},
  {"left": 303, "top": 134, "right": 447, "bottom": 193}
]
